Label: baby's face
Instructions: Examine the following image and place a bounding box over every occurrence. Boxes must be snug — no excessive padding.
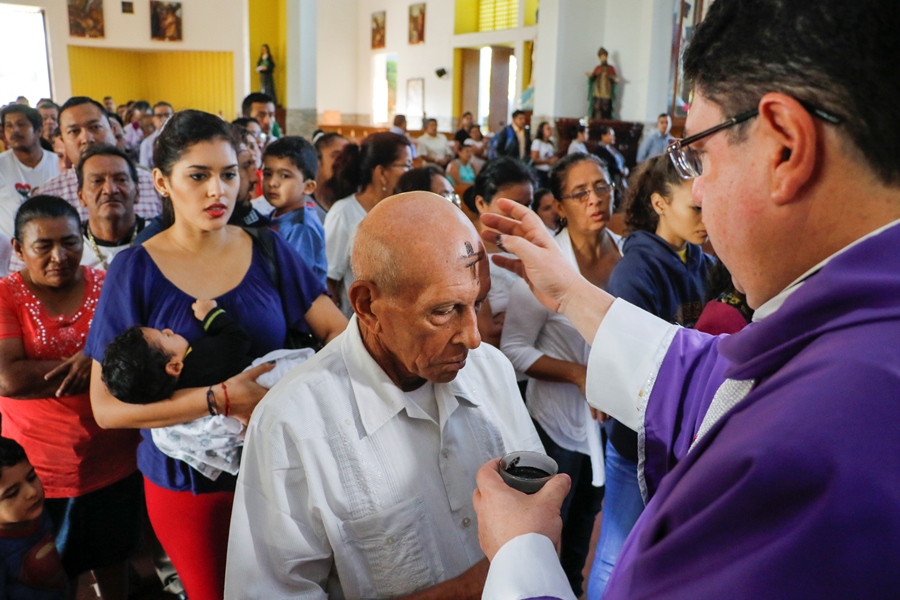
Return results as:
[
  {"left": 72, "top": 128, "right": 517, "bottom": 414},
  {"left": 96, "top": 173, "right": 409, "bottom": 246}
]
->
[{"left": 143, "top": 327, "right": 190, "bottom": 360}]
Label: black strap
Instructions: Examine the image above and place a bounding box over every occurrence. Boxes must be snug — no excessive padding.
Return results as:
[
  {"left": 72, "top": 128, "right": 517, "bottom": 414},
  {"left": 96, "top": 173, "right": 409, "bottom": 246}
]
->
[{"left": 242, "top": 227, "right": 321, "bottom": 351}]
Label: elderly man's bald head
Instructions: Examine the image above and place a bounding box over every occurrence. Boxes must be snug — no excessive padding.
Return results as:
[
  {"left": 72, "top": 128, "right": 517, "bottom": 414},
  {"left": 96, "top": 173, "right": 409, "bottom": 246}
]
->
[
  {"left": 349, "top": 192, "right": 489, "bottom": 388},
  {"left": 352, "top": 192, "right": 481, "bottom": 295}
]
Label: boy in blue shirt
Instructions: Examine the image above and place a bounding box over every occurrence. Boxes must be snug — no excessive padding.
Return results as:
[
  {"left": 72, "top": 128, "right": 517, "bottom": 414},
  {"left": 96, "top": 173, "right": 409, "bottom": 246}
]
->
[
  {"left": 262, "top": 136, "right": 328, "bottom": 285},
  {"left": 0, "top": 437, "right": 67, "bottom": 599}
]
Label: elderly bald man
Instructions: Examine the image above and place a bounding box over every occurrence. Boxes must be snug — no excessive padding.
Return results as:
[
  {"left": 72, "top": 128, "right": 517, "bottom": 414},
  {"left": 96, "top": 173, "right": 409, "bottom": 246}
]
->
[{"left": 225, "top": 192, "right": 542, "bottom": 599}]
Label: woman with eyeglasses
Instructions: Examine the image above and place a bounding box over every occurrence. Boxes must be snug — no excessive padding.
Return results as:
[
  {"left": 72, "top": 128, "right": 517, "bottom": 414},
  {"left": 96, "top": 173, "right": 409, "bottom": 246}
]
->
[
  {"left": 500, "top": 153, "right": 622, "bottom": 598},
  {"left": 324, "top": 132, "right": 412, "bottom": 316},
  {"left": 395, "top": 165, "right": 461, "bottom": 207},
  {"left": 587, "top": 153, "right": 715, "bottom": 600}
]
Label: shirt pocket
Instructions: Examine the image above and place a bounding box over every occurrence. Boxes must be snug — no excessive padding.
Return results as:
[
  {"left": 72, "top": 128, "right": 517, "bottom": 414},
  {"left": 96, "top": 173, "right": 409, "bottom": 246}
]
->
[{"left": 340, "top": 495, "right": 444, "bottom": 598}]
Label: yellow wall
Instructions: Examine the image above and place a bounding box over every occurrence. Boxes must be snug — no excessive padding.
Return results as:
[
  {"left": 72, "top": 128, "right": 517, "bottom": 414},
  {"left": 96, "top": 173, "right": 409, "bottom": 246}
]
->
[
  {"left": 455, "top": 0, "right": 479, "bottom": 34},
  {"left": 524, "top": 0, "right": 539, "bottom": 26},
  {"left": 68, "top": 46, "right": 235, "bottom": 116},
  {"left": 248, "top": 0, "right": 287, "bottom": 107}
]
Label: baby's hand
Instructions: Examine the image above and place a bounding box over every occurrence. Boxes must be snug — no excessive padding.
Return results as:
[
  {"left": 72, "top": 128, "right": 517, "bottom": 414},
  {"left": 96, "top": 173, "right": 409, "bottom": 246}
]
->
[{"left": 193, "top": 299, "right": 218, "bottom": 321}]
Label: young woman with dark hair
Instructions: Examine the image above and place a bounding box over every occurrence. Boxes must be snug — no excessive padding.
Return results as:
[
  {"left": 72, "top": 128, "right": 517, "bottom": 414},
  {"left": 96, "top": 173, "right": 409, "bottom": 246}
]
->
[
  {"left": 312, "top": 132, "right": 348, "bottom": 217},
  {"left": 323, "top": 131, "right": 412, "bottom": 316},
  {"left": 84, "top": 110, "right": 346, "bottom": 600},
  {"left": 587, "top": 153, "right": 715, "bottom": 599},
  {"left": 530, "top": 121, "right": 558, "bottom": 187}
]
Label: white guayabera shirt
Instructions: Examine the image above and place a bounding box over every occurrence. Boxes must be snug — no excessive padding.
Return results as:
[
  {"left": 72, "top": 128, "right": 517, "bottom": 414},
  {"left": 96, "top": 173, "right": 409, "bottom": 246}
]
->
[{"left": 225, "top": 315, "right": 543, "bottom": 599}]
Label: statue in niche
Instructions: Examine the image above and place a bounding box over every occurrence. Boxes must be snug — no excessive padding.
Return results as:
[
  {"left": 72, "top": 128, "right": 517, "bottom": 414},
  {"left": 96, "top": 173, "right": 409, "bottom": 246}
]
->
[
  {"left": 256, "top": 44, "right": 277, "bottom": 102},
  {"left": 588, "top": 47, "right": 620, "bottom": 120}
]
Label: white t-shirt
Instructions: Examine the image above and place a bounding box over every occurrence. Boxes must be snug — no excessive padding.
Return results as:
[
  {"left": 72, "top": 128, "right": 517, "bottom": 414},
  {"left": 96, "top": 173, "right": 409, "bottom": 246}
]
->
[
  {"left": 531, "top": 139, "right": 555, "bottom": 172},
  {"left": 416, "top": 133, "right": 453, "bottom": 163},
  {"left": 324, "top": 194, "right": 368, "bottom": 317},
  {"left": 567, "top": 140, "right": 588, "bottom": 155},
  {"left": 0, "top": 149, "right": 60, "bottom": 238}
]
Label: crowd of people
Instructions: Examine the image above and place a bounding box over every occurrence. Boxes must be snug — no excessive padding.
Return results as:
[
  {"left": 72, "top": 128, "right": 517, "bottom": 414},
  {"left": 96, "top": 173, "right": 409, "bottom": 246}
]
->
[{"left": 0, "top": 0, "right": 898, "bottom": 598}]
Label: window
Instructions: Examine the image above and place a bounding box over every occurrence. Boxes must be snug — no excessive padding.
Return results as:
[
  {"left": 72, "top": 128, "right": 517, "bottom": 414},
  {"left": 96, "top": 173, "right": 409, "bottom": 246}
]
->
[
  {"left": 0, "top": 4, "right": 52, "bottom": 105},
  {"left": 478, "top": 0, "right": 519, "bottom": 32}
]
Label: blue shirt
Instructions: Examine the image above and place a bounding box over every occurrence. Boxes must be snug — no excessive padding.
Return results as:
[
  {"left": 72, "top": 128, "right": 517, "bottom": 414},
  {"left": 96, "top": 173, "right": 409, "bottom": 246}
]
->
[
  {"left": 269, "top": 203, "right": 328, "bottom": 286},
  {"left": 0, "top": 514, "right": 67, "bottom": 599},
  {"left": 84, "top": 233, "right": 326, "bottom": 493}
]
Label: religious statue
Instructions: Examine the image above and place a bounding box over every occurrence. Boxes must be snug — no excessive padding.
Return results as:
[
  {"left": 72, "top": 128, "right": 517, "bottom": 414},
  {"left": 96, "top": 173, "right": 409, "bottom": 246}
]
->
[
  {"left": 256, "top": 44, "right": 276, "bottom": 102},
  {"left": 588, "top": 47, "right": 620, "bottom": 120}
]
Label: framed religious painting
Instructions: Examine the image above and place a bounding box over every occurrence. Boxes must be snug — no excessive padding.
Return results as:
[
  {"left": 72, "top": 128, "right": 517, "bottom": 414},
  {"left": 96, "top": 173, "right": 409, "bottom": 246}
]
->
[
  {"left": 372, "top": 11, "right": 386, "bottom": 50},
  {"left": 150, "top": 1, "right": 182, "bottom": 41},
  {"left": 68, "top": 0, "right": 105, "bottom": 38},
  {"left": 408, "top": 3, "right": 425, "bottom": 44}
]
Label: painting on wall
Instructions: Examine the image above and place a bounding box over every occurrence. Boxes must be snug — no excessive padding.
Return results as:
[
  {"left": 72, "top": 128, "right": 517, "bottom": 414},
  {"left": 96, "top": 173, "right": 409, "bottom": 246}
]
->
[
  {"left": 150, "top": 1, "right": 182, "bottom": 41},
  {"left": 68, "top": 0, "right": 105, "bottom": 38},
  {"left": 372, "top": 11, "right": 386, "bottom": 50},
  {"left": 406, "top": 77, "right": 424, "bottom": 123},
  {"left": 408, "top": 3, "right": 425, "bottom": 44},
  {"left": 121, "top": 2, "right": 134, "bottom": 14}
]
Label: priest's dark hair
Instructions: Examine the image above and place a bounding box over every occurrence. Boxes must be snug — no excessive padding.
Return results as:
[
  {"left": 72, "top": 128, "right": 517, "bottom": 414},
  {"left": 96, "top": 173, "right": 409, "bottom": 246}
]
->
[{"left": 683, "top": 0, "right": 900, "bottom": 185}]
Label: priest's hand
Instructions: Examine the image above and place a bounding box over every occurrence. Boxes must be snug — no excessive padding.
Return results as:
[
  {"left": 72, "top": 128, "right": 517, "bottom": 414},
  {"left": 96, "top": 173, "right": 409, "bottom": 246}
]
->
[
  {"left": 472, "top": 458, "right": 571, "bottom": 561},
  {"left": 480, "top": 198, "right": 616, "bottom": 344}
]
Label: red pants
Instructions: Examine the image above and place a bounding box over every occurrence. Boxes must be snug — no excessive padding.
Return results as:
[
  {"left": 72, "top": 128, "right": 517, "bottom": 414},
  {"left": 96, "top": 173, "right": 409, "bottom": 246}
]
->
[{"left": 144, "top": 477, "right": 234, "bottom": 600}]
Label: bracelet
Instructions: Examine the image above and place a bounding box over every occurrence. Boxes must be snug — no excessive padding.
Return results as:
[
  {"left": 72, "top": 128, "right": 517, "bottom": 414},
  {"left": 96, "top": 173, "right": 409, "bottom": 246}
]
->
[
  {"left": 206, "top": 386, "right": 219, "bottom": 416},
  {"left": 221, "top": 382, "right": 231, "bottom": 417}
]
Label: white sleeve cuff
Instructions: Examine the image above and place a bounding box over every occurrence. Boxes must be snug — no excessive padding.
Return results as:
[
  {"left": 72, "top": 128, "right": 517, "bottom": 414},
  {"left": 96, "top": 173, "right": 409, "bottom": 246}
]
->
[
  {"left": 483, "top": 534, "right": 576, "bottom": 600},
  {"left": 586, "top": 299, "right": 678, "bottom": 431}
]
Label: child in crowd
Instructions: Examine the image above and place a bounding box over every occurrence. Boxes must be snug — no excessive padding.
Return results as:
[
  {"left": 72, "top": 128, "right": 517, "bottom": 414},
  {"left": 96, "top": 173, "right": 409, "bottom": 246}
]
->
[
  {"left": 101, "top": 299, "right": 313, "bottom": 480},
  {"left": 0, "top": 437, "right": 68, "bottom": 599},
  {"left": 260, "top": 136, "right": 328, "bottom": 285}
]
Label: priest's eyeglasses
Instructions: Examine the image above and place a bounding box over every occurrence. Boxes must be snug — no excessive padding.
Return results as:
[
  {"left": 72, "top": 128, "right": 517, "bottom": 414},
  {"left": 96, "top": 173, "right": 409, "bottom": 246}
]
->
[{"left": 666, "top": 101, "right": 843, "bottom": 180}]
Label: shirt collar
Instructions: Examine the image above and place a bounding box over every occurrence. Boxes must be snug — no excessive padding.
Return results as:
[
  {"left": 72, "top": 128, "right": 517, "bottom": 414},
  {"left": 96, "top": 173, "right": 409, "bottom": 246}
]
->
[
  {"left": 753, "top": 217, "right": 900, "bottom": 322},
  {"left": 340, "top": 315, "right": 483, "bottom": 437}
]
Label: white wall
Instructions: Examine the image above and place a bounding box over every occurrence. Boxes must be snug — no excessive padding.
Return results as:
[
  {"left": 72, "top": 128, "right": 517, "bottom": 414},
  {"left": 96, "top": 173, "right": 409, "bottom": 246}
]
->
[
  {"left": 314, "top": 0, "right": 675, "bottom": 126},
  {"left": 358, "top": 0, "right": 456, "bottom": 129},
  {"left": 316, "top": 0, "right": 360, "bottom": 119},
  {"left": 0, "top": 0, "right": 250, "bottom": 111},
  {"left": 602, "top": 0, "right": 673, "bottom": 124}
]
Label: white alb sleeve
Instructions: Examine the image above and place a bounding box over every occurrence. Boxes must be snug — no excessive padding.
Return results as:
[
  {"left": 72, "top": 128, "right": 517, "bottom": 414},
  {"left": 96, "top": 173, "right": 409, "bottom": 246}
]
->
[
  {"left": 586, "top": 299, "right": 678, "bottom": 431},
  {"left": 482, "top": 533, "right": 576, "bottom": 600}
]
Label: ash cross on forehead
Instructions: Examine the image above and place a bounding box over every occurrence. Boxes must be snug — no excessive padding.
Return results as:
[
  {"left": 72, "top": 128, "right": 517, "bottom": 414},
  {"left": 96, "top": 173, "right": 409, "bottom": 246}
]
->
[{"left": 461, "top": 241, "right": 486, "bottom": 282}]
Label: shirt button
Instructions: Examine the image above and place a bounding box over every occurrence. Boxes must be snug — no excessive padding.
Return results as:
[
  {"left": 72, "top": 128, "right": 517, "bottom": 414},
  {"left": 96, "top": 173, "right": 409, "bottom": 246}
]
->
[
  {"left": 441, "top": 449, "right": 450, "bottom": 458},
  {"left": 385, "top": 536, "right": 394, "bottom": 546},
  {"left": 462, "top": 517, "right": 471, "bottom": 528}
]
